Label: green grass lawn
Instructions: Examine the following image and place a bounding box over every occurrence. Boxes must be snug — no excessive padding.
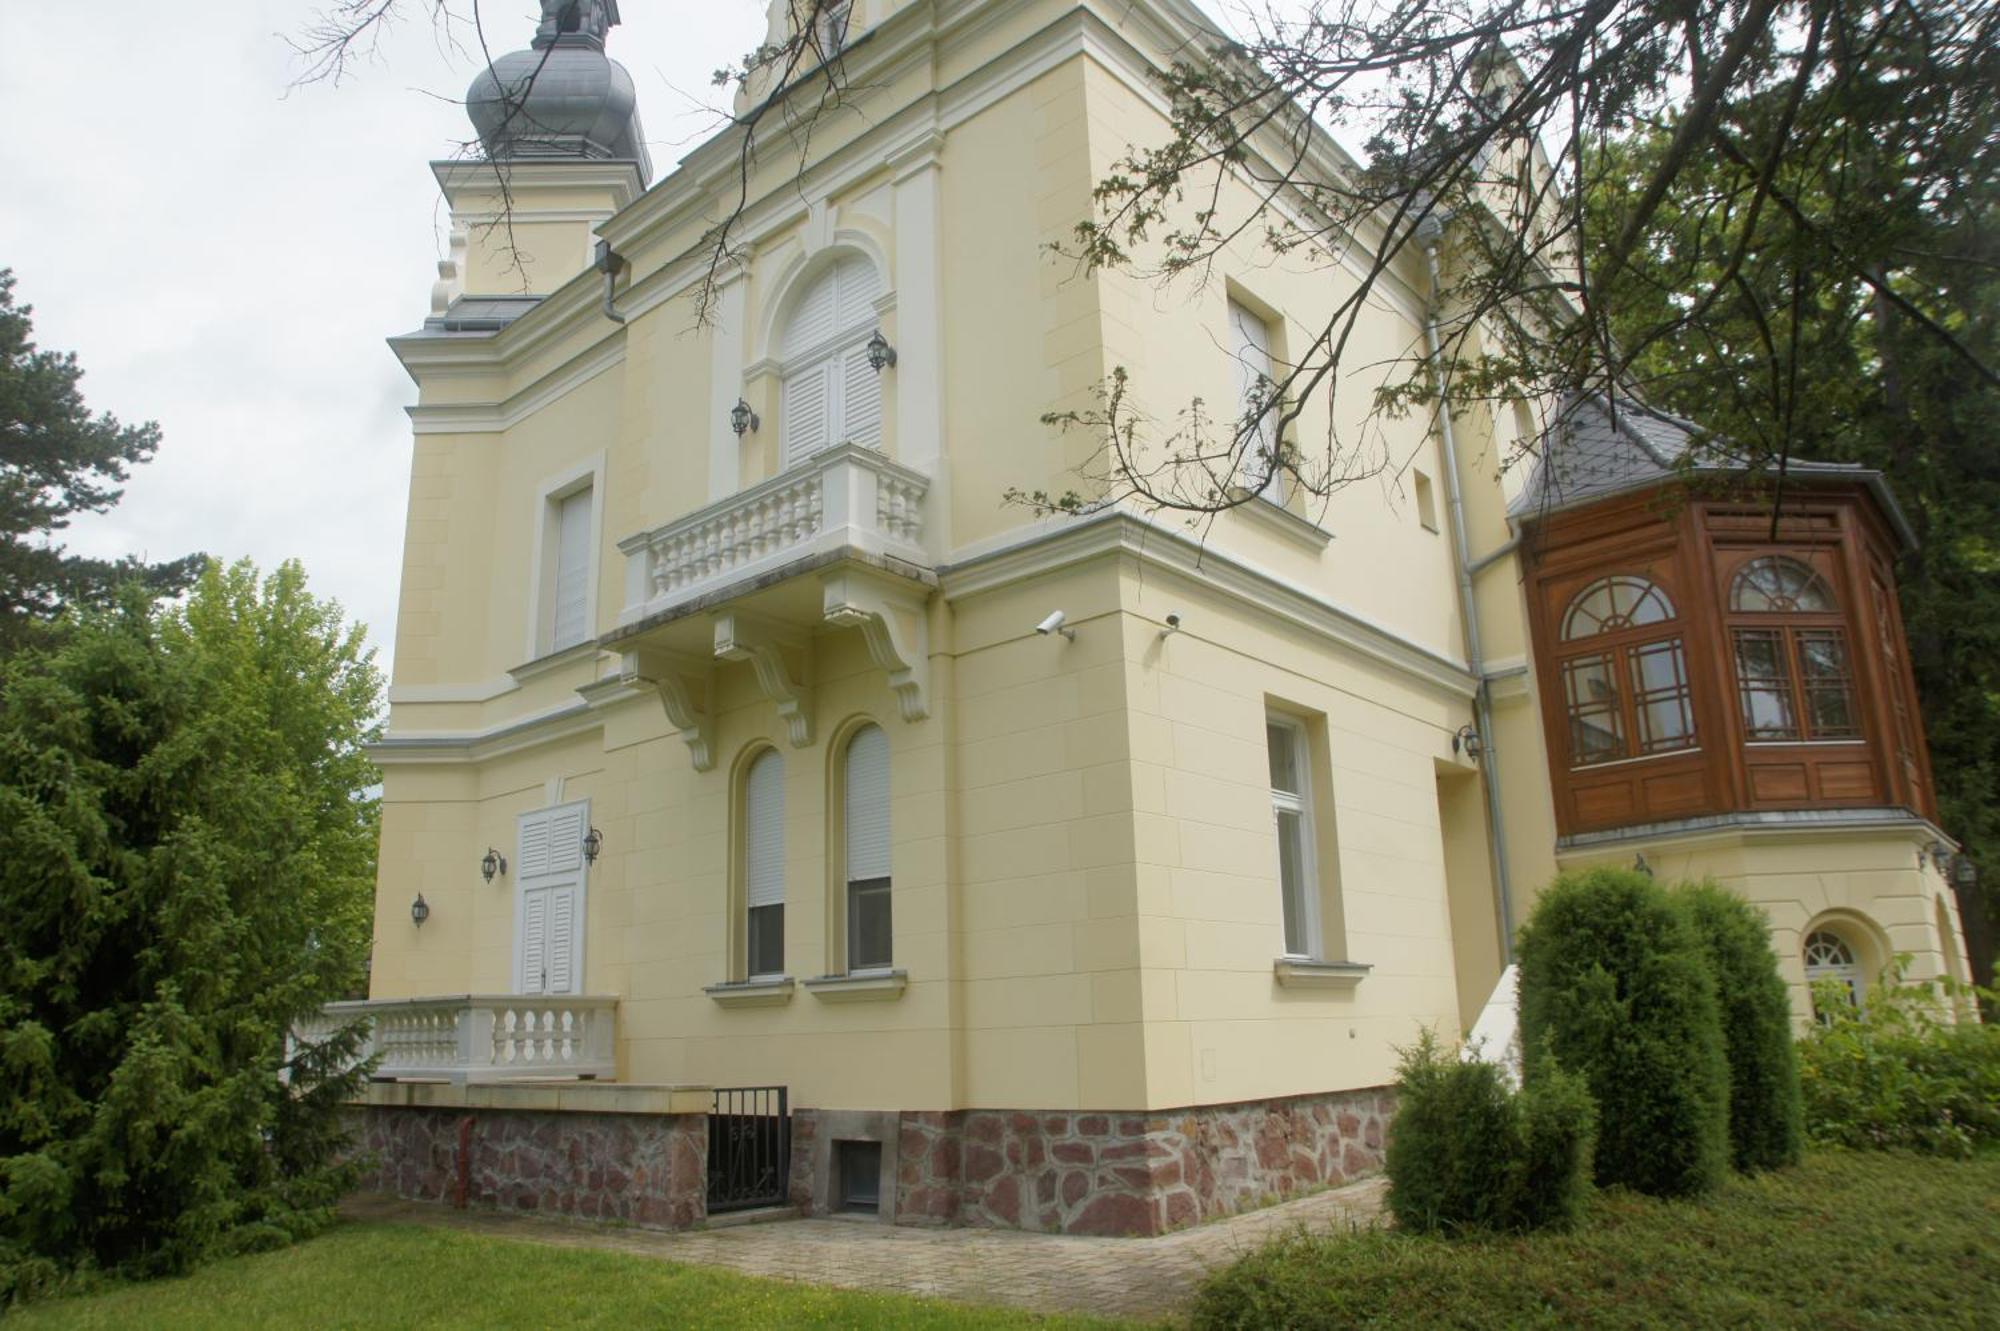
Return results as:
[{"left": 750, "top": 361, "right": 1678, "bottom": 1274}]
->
[
  {"left": 1192, "top": 1151, "right": 2000, "bottom": 1329},
  {"left": 5, "top": 1224, "right": 1131, "bottom": 1331}
]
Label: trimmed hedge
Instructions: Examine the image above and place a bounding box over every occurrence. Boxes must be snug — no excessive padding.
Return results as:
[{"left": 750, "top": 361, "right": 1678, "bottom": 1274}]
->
[
  {"left": 1517, "top": 868, "right": 1730, "bottom": 1198},
  {"left": 1674, "top": 882, "right": 1804, "bottom": 1172},
  {"left": 1385, "top": 1031, "right": 1596, "bottom": 1234}
]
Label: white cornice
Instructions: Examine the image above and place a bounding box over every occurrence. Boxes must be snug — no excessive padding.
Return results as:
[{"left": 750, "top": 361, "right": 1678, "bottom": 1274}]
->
[
  {"left": 940, "top": 511, "right": 1477, "bottom": 699},
  {"left": 370, "top": 698, "right": 601, "bottom": 765},
  {"left": 404, "top": 337, "right": 627, "bottom": 435}
]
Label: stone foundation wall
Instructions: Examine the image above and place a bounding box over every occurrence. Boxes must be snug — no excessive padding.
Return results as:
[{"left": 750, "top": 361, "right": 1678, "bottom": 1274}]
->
[
  {"left": 350, "top": 1106, "right": 707, "bottom": 1230},
  {"left": 794, "top": 1086, "right": 1391, "bottom": 1237}
]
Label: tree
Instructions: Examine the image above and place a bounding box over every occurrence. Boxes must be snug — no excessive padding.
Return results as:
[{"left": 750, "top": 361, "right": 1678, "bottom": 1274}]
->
[
  {"left": 0, "top": 561, "right": 380, "bottom": 1302},
  {"left": 0, "top": 271, "right": 199, "bottom": 652}
]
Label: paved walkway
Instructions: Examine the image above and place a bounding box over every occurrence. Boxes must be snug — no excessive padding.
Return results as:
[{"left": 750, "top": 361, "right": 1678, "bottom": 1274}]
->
[{"left": 343, "top": 1177, "right": 1386, "bottom": 1322}]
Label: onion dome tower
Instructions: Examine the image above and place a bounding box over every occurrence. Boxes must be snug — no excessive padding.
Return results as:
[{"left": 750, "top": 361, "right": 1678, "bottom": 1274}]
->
[{"left": 466, "top": 0, "right": 652, "bottom": 181}]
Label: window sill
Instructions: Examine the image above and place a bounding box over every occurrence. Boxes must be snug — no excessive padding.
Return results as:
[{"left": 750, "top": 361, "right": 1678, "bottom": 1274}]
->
[
  {"left": 1229, "top": 488, "right": 1333, "bottom": 552},
  {"left": 705, "top": 976, "right": 796, "bottom": 1008},
  {"left": 803, "top": 970, "right": 908, "bottom": 1003},
  {"left": 1274, "top": 958, "right": 1371, "bottom": 990},
  {"left": 508, "top": 641, "right": 600, "bottom": 684}
]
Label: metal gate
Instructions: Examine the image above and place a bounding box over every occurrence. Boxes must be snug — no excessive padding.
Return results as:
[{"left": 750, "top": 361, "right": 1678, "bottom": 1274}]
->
[{"left": 707, "top": 1086, "right": 791, "bottom": 1213}]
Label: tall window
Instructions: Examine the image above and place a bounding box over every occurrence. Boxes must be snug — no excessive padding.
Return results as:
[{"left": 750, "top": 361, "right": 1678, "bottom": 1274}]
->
[
  {"left": 1229, "top": 298, "right": 1284, "bottom": 501},
  {"left": 1556, "top": 575, "right": 1696, "bottom": 766},
  {"left": 1728, "top": 556, "right": 1859, "bottom": 742},
  {"left": 1266, "top": 718, "right": 1318, "bottom": 957},
  {"left": 542, "top": 483, "right": 594, "bottom": 654},
  {"left": 843, "top": 724, "right": 893, "bottom": 971},
  {"left": 779, "top": 253, "right": 884, "bottom": 468},
  {"left": 813, "top": 0, "right": 853, "bottom": 53},
  {"left": 744, "top": 749, "right": 786, "bottom": 978},
  {"left": 1803, "top": 929, "right": 1862, "bottom": 1010}
]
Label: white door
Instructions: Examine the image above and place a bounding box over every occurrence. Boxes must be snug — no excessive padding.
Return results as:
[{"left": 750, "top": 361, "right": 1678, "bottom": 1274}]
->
[{"left": 515, "top": 800, "right": 587, "bottom": 996}]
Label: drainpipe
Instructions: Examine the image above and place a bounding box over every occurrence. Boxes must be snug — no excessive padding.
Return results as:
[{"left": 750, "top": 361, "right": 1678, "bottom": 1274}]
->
[
  {"left": 595, "top": 239, "right": 628, "bottom": 325},
  {"left": 1418, "top": 213, "right": 1517, "bottom": 962}
]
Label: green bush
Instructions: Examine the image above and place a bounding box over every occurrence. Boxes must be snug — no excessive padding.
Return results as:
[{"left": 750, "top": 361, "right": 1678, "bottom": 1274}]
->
[
  {"left": 1385, "top": 1031, "right": 1596, "bottom": 1234},
  {"left": 1798, "top": 963, "right": 2000, "bottom": 1156},
  {"left": 1517, "top": 868, "right": 1730, "bottom": 1198},
  {"left": 1673, "top": 882, "right": 1803, "bottom": 1171}
]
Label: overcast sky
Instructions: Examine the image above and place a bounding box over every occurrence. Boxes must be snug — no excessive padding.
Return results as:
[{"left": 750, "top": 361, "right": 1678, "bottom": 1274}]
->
[{"left": 0, "top": 1, "right": 1262, "bottom": 671}]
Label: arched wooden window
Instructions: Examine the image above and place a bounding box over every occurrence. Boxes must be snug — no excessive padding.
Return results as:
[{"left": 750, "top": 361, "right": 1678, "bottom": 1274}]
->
[
  {"left": 842, "top": 724, "right": 893, "bottom": 972},
  {"left": 778, "top": 253, "right": 884, "bottom": 467},
  {"left": 1728, "top": 556, "right": 1858, "bottom": 742},
  {"left": 743, "top": 749, "right": 786, "bottom": 978},
  {"left": 1556, "top": 575, "right": 1696, "bottom": 766},
  {"left": 1803, "top": 928, "right": 1861, "bottom": 1009}
]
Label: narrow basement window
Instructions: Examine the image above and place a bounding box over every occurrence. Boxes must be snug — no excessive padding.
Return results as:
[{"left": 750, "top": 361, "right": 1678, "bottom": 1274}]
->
[
  {"left": 837, "top": 1140, "right": 882, "bottom": 1213},
  {"left": 1415, "top": 470, "right": 1439, "bottom": 533}
]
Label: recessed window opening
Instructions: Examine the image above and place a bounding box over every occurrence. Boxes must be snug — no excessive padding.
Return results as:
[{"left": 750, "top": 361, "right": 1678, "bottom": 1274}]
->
[
  {"left": 1728, "top": 556, "right": 1859, "bottom": 743},
  {"left": 744, "top": 749, "right": 786, "bottom": 979},
  {"left": 543, "top": 483, "right": 594, "bottom": 655},
  {"left": 836, "top": 1140, "right": 882, "bottom": 1214},
  {"left": 778, "top": 253, "right": 884, "bottom": 467},
  {"left": 1229, "top": 298, "right": 1285, "bottom": 502},
  {"left": 1556, "top": 575, "right": 1696, "bottom": 767},
  {"left": 1414, "top": 470, "right": 1439, "bottom": 532},
  {"left": 843, "top": 724, "right": 893, "bottom": 972},
  {"left": 814, "top": 0, "right": 853, "bottom": 54},
  {"left": 1803, "top": 928, "right": 1862, "bottom": 1015},
  {"left": 1266, "top": 717, "right": 1319, "bottom": 958}
]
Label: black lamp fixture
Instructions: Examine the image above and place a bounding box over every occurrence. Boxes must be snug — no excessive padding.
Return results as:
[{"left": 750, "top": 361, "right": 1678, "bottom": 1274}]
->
[
  {"left": 411, "top": 893, "right": 431, "bottom": 927},
  {"left": 1634, "top": 853, "right": 1654, "bottom": 879},
  {"left": 866, "top": 329, "right": 898, "bottom": 373},
  {"left": 1453, "top": 724, "right": 1484, "bottom": 763},
  {"left": 583, "top": 827, "right": 604, "bottom": 864},
  {"left": 480, "top": 847, "right": 507, "bottom": 883},
  {"left": 730, "top": 398, "right": 760, "bottom": 436},
  {"left": 1952, "top": 853, "right": 1978, "bottom": 889}
]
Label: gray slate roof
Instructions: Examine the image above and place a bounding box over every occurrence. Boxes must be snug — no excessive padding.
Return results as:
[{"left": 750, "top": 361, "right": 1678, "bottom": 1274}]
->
[{"left": 1509, "top": 395, "right": 1917, "bottom": 548}]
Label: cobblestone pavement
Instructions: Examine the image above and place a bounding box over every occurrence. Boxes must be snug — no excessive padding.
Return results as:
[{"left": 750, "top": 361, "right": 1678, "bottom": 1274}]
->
[{"left": 342, "top": 1175, "right": 1387, "bottom": 1323}]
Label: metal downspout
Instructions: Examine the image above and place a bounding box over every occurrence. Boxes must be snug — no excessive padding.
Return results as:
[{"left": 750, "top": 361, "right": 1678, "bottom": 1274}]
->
[{"left": 1420, "top": 223, "right": 1517, "bottom": 962}]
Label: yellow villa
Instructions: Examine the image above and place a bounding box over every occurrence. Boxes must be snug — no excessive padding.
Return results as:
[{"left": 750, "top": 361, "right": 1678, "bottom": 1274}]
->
[{"left": 340, "top": 0, "right": 1977, "bottom": 1232}]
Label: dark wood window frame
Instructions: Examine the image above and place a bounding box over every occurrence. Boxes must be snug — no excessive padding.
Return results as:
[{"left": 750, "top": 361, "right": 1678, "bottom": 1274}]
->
[
  {"left": 1725, "top": 555, "right": 1863, "bottom": 745},
  {"left": 1554, "top": 575, "right": 1699, "bottom": 769}
]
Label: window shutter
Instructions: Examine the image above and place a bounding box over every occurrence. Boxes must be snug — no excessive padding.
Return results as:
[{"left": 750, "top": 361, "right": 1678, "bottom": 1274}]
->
[
  {"left": 833, "top": 254, "right": 882, "bottom": 325},
  {"left": 841, "top": 345, "right": 883, "bottom": 447},
  {"left": 844, "top": 725, "right": 891, "bottom": 882},
  {"left": 782, "top": 363, "right": 831, "bottom": 467},
  {"left": 745, "top": 751, "right": 786, "bottom": 909},
  {"left": 784, "top": 267, "right": 840, "bottom": 356},
  {"left": 519, "top": 891, "right": 548, "bottom": 992},
  {"left": 546, "top": 887, "right": 578, "bottom": 994},
  {"left": 518, "top": 802, "right": 585, "bottom": 880},
  {"left": 550, "top": 487, "right": 593, "bottom": 651}
]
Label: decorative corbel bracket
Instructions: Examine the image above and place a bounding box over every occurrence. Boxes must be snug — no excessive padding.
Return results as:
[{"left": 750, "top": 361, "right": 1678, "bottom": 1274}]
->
[
  {"left": 713, "top": 612, "right": 813, "bottom": 747},
  {"left": 619, "top": 648, "right": 716, "bottom": 771},
  {"left": 821, "top": 570, "right": 931, "bottom": 722}
]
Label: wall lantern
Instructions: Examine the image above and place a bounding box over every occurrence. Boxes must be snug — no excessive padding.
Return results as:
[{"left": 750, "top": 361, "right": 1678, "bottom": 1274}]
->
[
  {"left": 729, "top": 398, "right": 760, "bottom": 436},
  {"left": 480, "top": 847, "right": 507, "bottom": 883},
  {"left": 1633, "top": 853, "right": 1654, "bottom": 879},
  {"left": 866, "top": 330, "right": 898, "bottom": 373},
  {"left": 1953, "top": 854, "right": 1978, "bottom": 889},
  {"left": 411, "top": 893, "right": 431, "bottom": 927},
  {"left": 1453, "top": 724, "right": 1484, "bottom": 763},
  {"left": 583, "top": 827, "right": 604, "bottom": 864},
  {"left": 1928, "top": 841, "right": 1955, "bottom": 873}
]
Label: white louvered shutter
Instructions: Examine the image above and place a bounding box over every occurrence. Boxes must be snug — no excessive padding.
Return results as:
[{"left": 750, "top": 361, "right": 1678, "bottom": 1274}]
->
[
  {"left": 783, "top": 266, "right": 841, "bottom": 357},
  {"left": 1230, "top": 300, "right": 1280, "bottom": 499},
  {"left": 550, "top": 487, "right": 593, "bottom": 651},
  {"left": 844, "top": 725, "right": 891, "bottom": 882},
  {"left": 545, "top": 887, "right": 578, "bottom": 994},
  {"left": 781, "top": 364, "right": 831, "bottom": 467},
  {"left": 840, "top": 345, "right": 883, "bottom": 447},
  {"left": 519, "top": 890, "right": 549, "bottom": 992},
  {"left": 745, "top": 751, "right": 786, "bottom": 910}
]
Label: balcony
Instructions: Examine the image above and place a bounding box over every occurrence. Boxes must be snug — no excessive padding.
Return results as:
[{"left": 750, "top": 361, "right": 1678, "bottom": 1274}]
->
[
  {"left": 296, "top": 994, "right": 619, "bottom": 1084},
  {"left": 618, "top": 443, "right": 931, "bottom": 627}
]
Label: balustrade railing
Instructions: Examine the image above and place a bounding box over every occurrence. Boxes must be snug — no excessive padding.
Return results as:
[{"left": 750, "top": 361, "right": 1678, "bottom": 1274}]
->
[
  {"left": 293, "top": 995, "right": 618, "bottom": 1084},
  {"left": 619, "top": 444, "right": 931, "bottom": 624}
]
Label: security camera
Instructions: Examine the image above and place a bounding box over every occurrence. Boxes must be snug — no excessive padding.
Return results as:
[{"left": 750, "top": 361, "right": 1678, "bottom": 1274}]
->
[
  {"left": 1164, "top": 613, "right": 1182, "bottom": 631},
  {"left": 1035, "top": 610, "right": 1074, "bottom": 641}
]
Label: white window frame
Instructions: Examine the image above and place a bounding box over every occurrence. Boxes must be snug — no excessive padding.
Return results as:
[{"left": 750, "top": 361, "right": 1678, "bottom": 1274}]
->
[
  {"left": 525, "top": 454, "right": 605, "bottom": 664},
  {"left": 1230, "top": 297, "right": 1286, "bottom": 504},
  {"left": 1803, "top": 928, "right": 1864, "bottom": 1008},
  {"left": 511, "top": 798, "right": 590, "bottom": 996},
  {"left": 842, "top": 723, "right": 893, "bottom": 974},
  {"left": 1268, "top": 715, "right": 1322, "bottom": 959}
]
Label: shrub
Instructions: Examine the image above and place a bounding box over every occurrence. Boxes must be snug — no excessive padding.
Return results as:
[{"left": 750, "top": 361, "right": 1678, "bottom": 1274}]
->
[
  {"left": 1673, "top": 882, "right": 1804, "bottom": 1172},
  {"left": 1517, "top": 867, "right": 1730, "bottom": 1198},
  {"left": 1798, "top": 962, "right": 2000, "bottom": 1156},
  {"left": 1384, "top": 1031, "right": 1596, "bottom": 1235}
]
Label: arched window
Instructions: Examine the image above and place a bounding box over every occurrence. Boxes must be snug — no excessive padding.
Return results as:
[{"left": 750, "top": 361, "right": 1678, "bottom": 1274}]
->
[
  {"left": 778, "top": 253, "right": 884, "bottom": 468},
  {"left": 1802, "top": 929, "right": 1861, "bottom": 1009},
  {"left": 1555, "top": 574, "right": 1696, "bottom": 767},
  {"left": 744, "top": 749, "right": 786, "bottom": 978},
  {"left": 1728, "top": 556, "right": 1858, "bottom": 742},
  {"left": 842, "top": 724, "right": 893, "bottom": 972}
]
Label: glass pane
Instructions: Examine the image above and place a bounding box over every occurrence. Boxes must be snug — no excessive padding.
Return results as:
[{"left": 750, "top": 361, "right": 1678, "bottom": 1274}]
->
[
  {"left": 1563, "top": 654, "right": 1626, "bottom": 764},
  {"left": 1732, "top": 556, "right": 1836, "bottom": 613},
  {"left": 1562, "top": 576, "right": 1675, "bottom": 639},
  {"left": 1797, "top": 631, "right": 1848, "bottom": 680},
  {"left": 1806, "top": 687, "right": 1859, "bottom": 739},
  {"left": 1628, "top": 638, "right": 1696, "bottom": 754},
  {"left": 1267, "top": 723, "right": 1301, "bottom": 795},
  {"left": 748, "top": 903, "right": 785, "bottom": 977},
  {"left": 848, "top": 878, "right": 893, "bottom": 971},
  {"left": 1276, "top": 809, "right": 1311, "bottom": 956},
  {"left": 1733, "top": 630, "right": 1788, "bottom": 681}
]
